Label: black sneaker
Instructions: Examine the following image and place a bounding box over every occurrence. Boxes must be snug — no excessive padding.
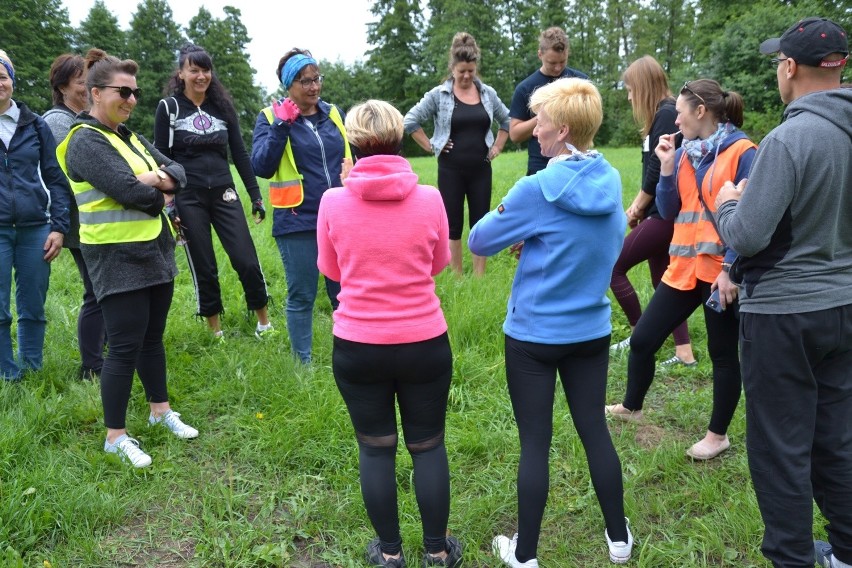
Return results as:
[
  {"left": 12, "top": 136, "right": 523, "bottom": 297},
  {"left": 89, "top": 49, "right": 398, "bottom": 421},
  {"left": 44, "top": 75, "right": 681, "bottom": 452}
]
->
[
  {"left": 366, "top": 537, "right": 406, "bottom": 567},
  {"left": 422, "top": 536, "right": 462, "bottom": 567}
]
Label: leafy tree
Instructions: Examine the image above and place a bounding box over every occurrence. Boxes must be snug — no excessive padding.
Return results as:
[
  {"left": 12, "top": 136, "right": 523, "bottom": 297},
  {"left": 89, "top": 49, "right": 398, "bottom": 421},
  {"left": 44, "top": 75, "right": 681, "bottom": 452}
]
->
[
  {"left": 318, "top": 59, "right": 380, "bottom": 116},
  {"left": 187, "top": 6, "right": 263, "bottom": 149},
  {"left": 0, "top": 0, "right": 73, "bottom": 112},
  {"left": 126, "top": 0, "right": 186, "bottom": 138},
  {"left": 75, "top": 0, "right": 127, "bottom": 59},
  {"left": 366, "top": 0, "right": 424, "bottom": 110}
]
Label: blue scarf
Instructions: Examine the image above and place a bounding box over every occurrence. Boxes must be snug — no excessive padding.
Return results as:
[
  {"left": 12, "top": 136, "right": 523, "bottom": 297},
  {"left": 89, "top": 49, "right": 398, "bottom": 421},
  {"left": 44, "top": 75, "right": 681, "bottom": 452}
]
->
[{"left": 683, "top": 122, "right": 737, "bottom": 168}]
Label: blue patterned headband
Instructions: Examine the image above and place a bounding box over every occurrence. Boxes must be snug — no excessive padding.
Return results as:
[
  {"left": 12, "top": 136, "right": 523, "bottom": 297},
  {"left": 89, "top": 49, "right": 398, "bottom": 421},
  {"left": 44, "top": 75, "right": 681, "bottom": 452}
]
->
[
  {"left": 0, "top": 58, "right": 15, "bottom": 87},
  {"left": 279, "top": 54, "right": 317, "bottom": 89}
]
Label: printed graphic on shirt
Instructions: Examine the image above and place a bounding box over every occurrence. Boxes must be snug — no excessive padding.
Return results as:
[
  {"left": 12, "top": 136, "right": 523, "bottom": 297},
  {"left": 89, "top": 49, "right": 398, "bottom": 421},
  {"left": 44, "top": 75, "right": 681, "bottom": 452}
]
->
[
  {"left": 174, "top": 110, "right": 228, "bottom": 147},
  {"left": 498, "top": 204, "right": 505, "bottom": 214}
]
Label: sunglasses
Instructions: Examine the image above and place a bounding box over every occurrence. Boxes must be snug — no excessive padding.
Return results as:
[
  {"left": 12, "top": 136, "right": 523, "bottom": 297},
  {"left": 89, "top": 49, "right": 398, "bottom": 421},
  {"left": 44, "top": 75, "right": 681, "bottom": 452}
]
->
[
  {"left": 680, "top": 81, "right": 706, "bottom": 106},
  {"left": 769, "top": 57, "right": 790, "bottom": 67},
  {"left": 98, "top": 85, "right": 141, "bottom": 100}
]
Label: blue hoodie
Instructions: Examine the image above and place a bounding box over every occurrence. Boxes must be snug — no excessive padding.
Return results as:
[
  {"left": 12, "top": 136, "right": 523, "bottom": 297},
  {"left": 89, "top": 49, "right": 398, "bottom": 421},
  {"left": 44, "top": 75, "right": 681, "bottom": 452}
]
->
[{"left": 469, "top": 154, "right": 625, "bottom": 344}]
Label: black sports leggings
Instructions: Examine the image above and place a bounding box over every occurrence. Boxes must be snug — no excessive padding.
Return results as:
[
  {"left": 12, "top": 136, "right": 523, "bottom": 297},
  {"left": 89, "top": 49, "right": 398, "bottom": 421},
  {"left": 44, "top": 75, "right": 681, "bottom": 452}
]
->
[
  {"left": 623, "top": 280, "right": 741, "bottom": 435},
  {"left": 437, "top": 159, "right": 492, "bottom": 240},
  {"left": 505, "top": 335, "right": 628, "bottom": 563},
  {"left": 99, "top": 281, "right": 173, "bottom": 429},
  {"left": 332, "top": 332, "right": 453, "bottom": 556}
]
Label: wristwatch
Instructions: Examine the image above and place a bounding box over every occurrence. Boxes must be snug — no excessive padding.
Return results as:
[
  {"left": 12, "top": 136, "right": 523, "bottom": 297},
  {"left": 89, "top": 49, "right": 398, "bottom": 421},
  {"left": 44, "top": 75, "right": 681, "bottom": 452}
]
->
[{"left": 155, "top": 169, "right": 168, "bottom": 183}]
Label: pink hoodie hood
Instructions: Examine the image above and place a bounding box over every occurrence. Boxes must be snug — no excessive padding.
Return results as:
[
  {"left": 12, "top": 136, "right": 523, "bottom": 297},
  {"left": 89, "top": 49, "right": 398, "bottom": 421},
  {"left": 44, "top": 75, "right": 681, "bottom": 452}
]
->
[{"left": 343, "top": 155, "right": 418, "bottom": 201}]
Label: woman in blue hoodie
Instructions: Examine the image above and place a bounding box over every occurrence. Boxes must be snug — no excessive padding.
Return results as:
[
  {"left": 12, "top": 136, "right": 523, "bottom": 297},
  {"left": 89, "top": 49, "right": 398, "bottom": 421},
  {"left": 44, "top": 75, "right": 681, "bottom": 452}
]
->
[{"left": 469, "top": 78, "right": 632, "bottom": 567}]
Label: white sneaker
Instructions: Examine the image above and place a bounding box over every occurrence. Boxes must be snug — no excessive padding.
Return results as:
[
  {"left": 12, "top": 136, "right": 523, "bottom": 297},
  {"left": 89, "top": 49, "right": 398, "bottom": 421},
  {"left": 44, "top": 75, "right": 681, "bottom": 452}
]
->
[
  {"left": 492, "top": 534, "right": 539, "bottom": 567},
  {"left": 606, "top": 518, "right": 634, "bottom": 564},
  {"left": 610, "top": 336, "right": 631, "bottom": 351},
  {"left": 104, "top": 434, "right": 152, "bottom": 468},
  {"left": 149, "top": 410, "right": 198, "bottom": 439}
]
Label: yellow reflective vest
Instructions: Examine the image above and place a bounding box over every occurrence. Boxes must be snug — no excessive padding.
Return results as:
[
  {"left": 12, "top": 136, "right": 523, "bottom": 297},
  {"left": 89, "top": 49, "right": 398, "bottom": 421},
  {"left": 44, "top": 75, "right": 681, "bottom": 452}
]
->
[
  {"left": 260, "top": 105, "right": 350, "bottom": 208},
  {"left": 57, "top": 124, "right": 162, "bottom": 244}
]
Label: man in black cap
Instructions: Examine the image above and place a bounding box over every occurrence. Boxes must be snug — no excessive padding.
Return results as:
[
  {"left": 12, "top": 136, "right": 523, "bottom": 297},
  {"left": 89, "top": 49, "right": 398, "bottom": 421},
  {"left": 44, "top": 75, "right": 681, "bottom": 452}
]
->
[{"left": 714, "top": 17, "right": 852, "bottom": 568}]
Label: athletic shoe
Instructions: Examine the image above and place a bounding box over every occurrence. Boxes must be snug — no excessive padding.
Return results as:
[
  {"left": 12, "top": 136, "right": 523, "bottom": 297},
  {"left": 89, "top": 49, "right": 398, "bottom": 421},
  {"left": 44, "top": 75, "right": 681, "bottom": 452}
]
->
[
  {"left": 149, "top": 410, "right": 198, "bottom": 439},
  {"left": 815, "top": 540, "right": 834, "bottom": 567},
  {"left": 659, "top": 355, "right": 698, "bottom": 367},
  {"left": 605, "top": 404, "right": 644, "bottom": 423},
  {"left": 492, "top": 534, "right": 539, "bottom": 567},
  {"left": 212, "top": 330, "right": 225, "bottom": 343},
  {"left": 366, "top": 537, "right": 406, "bottom": 567},
  {"left": 423, "top": 535, "right": 462, "bottom": 567},
  {"left": 104, "top": 434, "right": 152, "bottom": 468},
  {"left": 610, "top": 337, "right": 631, "bottom": 352},
  {"left": 606, "top": 518, "right": 634, "bottom": 564},
  {"left": 255, "top": 323, "right": 278, "bottom": 340}
]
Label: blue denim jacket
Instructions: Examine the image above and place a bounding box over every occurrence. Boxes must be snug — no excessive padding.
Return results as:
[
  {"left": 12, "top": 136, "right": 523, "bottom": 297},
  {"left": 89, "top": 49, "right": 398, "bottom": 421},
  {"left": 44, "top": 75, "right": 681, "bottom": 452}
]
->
[{"left": 404, "top": 78, "right": 510, "bottom": 156}]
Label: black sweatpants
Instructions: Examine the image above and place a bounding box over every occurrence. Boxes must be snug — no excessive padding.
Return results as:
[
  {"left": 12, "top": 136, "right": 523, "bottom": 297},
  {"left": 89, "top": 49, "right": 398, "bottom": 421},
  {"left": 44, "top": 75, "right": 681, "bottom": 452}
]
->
[
  {"left": 176, "top": 186, "right": 268, "bottom": 317},
  {"left": 99, "top": 281, "right": 173, "bottom": 429},
  {"left": 332, "top": 333, "right": 453, "bottom": 556},
  {"left": 505, "top": 335, "right": 628, "bottom": 563}
]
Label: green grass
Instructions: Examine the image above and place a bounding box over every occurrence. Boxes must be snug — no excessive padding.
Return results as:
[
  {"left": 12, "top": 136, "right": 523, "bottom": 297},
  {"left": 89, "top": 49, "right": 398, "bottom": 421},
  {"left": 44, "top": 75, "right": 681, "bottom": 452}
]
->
[{"left": 0, "top": 148, "right": 823, "bottom": 567}]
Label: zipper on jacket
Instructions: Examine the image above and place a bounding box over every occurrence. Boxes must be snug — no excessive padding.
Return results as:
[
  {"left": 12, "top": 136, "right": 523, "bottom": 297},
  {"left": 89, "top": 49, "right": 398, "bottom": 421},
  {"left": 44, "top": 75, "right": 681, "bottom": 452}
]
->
[{"left": 305, "top": 119, "right": 333, "bottom": 188}]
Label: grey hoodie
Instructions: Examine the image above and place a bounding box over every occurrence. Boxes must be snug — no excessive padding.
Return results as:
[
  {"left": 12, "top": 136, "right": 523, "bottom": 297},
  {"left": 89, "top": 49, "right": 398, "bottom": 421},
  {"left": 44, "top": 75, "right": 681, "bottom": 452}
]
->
[{"left": 715, "top": 88, "right": 852, "bottom": 314}]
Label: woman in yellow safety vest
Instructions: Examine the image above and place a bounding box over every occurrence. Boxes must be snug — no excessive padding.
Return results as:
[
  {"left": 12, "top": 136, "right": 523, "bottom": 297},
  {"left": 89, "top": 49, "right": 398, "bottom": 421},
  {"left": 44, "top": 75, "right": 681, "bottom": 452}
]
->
[
  {"left": 607, "top": 79, "right": 756, "bottom": 461},
  {"left": 251, "top": 47, "right": 351, "bottom": 364},
  {"left": 58, "top": 49, "right": 196, "bottom": 468}
]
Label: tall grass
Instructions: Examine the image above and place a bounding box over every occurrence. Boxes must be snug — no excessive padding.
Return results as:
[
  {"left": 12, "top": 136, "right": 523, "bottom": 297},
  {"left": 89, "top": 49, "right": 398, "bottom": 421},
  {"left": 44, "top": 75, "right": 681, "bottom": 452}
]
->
[{"left": 0, "top": 149, "right": 821, "bottom": 567}]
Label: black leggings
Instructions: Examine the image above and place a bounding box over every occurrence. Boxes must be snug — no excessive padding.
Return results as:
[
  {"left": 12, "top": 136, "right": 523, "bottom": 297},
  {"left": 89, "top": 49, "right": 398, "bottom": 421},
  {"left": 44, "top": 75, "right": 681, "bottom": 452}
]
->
[
  {"left": 99, "top": 282, "right": 173, "bottom": 429},
  {"left": 437, "top": 159, "right": 492, "bottom": 240},
  {"left": 332, "top": 333, "right": 453, "bottom": 556},
  {"left": 505, "top": 335, "right": 627, "bottom": 563},
  {"left": 623, "top": 280, "right": 741, "bottom": 435},
  {"left": 70, "top": 248, "right": 106, "bottom": 373}
]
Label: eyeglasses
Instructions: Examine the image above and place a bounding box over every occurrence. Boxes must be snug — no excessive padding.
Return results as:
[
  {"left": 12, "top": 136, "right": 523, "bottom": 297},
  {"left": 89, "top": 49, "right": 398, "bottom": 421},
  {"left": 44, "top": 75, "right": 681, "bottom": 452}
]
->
[
  {"left": 770, "top": 57, "right": 790, "bottom": 67},
  {"left": 98, "top": 85, "right": 141, "bottom": 100},
  {"left": 680, "top": 81, "right": 706, "bottom": 106},
  {"left": 297, "top": 75, "right": 323, "bottom": 88}
]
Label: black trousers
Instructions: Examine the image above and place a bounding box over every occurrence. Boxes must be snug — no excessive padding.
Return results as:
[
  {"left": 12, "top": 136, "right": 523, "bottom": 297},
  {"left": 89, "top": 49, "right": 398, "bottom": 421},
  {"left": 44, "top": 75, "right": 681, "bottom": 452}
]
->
[
  {"left": 176, "top": 186, "right": 268, "bottom": 317},
  {"left": 741, "top": 307, "right": 852, "bottom": 567},
  {"left": 70, "top": 248, "right": 105, "bottom": 373},
  {"left": 332, "top": 333, "right": 453, "bottom": 555},
  {"left": 505, "top": 335, "right": 627, "bottom": 563},
  {"left": 99, "top": 282, "right": 173, "bottom": 429},
  {"left": 624, "top": 280, "right": 741, "bottom": 435},
  {"left": 437, "top": 159, "right": 492, "bottom": 240}
]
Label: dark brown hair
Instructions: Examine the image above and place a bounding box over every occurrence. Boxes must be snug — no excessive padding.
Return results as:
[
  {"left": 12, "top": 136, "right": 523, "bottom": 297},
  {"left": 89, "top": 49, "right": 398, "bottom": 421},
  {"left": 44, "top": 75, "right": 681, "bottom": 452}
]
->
[
  {"left": 680, "top": 78, "right": 745, "bottom": 128},
  {"left": 84, "top": 48, "right": 138, "bottom": 104},
  {"left": 49, "top": 54, "right": 85, "bottom": 106}
]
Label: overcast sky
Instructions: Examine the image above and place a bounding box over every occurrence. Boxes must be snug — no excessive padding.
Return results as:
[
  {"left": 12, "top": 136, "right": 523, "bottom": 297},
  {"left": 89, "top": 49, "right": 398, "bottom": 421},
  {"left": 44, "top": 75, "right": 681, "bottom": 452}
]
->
[{"left": 64, "top": 0, "right": 375, "bottom": 92}]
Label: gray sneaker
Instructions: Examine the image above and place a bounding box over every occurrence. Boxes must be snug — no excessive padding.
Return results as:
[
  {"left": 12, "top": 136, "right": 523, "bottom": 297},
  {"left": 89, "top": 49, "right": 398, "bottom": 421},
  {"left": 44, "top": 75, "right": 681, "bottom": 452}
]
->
[
  {"left": 815, "top": 540, "right": 833, "bottom": 567},
  {"left": 149, "top": 410, "right": 198, "bottom": 439},
  {"left": 104, "top": 434, "right": 152, "bottom": 468}
]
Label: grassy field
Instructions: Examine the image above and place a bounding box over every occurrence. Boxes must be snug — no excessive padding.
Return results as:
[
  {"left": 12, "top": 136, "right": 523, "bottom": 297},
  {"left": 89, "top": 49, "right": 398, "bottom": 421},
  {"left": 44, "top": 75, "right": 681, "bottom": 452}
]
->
[{"left": 0, "top": 148, "right": 820, "bottom": 567}]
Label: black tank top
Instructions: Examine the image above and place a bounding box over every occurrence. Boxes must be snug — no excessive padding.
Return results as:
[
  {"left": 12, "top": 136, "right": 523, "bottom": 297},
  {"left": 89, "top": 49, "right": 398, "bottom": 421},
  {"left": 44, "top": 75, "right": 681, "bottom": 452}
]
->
[{"left": 443, "top": 96, "right": 489, "bottom": 166}]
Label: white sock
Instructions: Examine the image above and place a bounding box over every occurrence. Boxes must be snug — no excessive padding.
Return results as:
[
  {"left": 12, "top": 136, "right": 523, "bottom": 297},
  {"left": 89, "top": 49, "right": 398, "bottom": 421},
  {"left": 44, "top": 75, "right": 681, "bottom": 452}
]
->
[
  {"left": 256, "top": 322, "right": 272, "bottom": 331},
  {"left": 834, "top": 555, "right": 852, "bottom": 568}
]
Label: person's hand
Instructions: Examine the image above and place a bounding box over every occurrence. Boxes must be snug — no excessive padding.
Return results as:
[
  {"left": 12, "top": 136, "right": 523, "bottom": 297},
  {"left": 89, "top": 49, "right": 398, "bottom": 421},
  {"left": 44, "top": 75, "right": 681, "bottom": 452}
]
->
[
  {"left": 715, "top": 179, "right": 747, "bottom": 209},
  {"left": 340, "top": 157, "right": 353, "bottom": 183},
  {"left": 43, "top": 231, "right": 63, "bottom": 262},
  {"left": 252, "top": 198, "right": 266, "bottom": 224},
  {"left": 655, "top": 131, "right": 679, "bottom": 175},
  {"left": 712, "top": 270, "right": 739, "bottom": 309},
  {"left": 509, "top": 241, "right": 524, "bottom": 259},
  {"left": 441, "top": 139, "right": 454, "bottom": 154},
  {"left": 626, "top": 203, "right": 645, "bottom": 228},
  {"left": 272, "top": 98, "right": 300, "bottom": 124},
  {"left": 487, "top": 145, "right": 502, "bottom": 161}
]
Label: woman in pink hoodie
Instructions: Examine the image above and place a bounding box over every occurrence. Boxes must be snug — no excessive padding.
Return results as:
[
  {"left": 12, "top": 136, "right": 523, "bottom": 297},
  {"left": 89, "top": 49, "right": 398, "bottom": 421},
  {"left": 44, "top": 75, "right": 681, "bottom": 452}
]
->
[{"left": 317, "top": 100, "right": 460, "bottom": 568}]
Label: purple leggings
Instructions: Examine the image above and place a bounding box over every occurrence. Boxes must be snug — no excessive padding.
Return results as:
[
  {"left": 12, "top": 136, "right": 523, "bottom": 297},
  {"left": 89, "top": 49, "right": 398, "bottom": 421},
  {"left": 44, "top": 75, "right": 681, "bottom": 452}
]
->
[{"left": 610, "top": 216, "right": 690, "bottom": 346}]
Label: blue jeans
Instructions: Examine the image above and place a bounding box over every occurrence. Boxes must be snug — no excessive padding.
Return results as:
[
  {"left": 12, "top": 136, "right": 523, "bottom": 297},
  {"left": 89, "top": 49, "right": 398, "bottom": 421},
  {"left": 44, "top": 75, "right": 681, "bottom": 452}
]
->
[
  {"left": 0, "top": 225, "right": 52, "bottom": 380},
  {"left": 275, "top": 231, "right": 339, "bottom": 362}
]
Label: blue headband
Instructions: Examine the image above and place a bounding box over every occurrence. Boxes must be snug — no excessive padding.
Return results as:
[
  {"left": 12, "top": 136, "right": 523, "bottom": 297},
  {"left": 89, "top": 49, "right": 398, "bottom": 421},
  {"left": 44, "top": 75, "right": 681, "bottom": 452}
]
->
[
  {"left": 0, "top": 58, "right": 14, "bottom": 87},
  {"left": 279, "top": 54, "right": 317, "bottom": 89}
]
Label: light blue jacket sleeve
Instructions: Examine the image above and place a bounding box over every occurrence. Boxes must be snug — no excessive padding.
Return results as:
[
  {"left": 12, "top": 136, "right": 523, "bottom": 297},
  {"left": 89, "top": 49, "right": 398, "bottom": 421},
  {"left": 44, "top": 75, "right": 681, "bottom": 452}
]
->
[
  {"left": 469, "top": 177, "right": 540, "bottom": 257},
  {"left": 403, "top": 87, "right": 439, "bottom": 135}
]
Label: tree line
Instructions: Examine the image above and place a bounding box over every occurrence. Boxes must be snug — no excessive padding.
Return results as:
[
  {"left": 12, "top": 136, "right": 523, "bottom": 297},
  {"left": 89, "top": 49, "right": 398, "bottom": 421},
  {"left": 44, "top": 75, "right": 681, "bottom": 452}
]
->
[{"left": 2, "top": 0, "right": 849, "bottom": 153}]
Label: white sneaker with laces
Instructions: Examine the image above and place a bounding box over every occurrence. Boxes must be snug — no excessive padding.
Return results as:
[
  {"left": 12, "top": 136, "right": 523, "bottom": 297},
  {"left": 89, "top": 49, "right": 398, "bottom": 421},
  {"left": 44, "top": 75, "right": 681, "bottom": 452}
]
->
[
  {"left": 610, "top": 336, "right": 631, "bottom": 351},
  {"left": 104, "top": 434, "right": 152, "bottom": 468},
  {"left": 606, "top": 518, "right": 634, "bottom": 564},
  {"left": 492, "top": 534, "right": 539, "bottom": 568},
  {"left": 149, "top": 410, "right": 198, "bottom": 439}
]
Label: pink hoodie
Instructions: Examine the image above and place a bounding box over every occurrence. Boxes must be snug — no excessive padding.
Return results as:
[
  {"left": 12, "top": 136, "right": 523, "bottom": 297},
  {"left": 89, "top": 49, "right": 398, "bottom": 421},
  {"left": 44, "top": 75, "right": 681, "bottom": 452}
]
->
[{"left": 317, "top": 155, "right": 450, "bottom": 344}]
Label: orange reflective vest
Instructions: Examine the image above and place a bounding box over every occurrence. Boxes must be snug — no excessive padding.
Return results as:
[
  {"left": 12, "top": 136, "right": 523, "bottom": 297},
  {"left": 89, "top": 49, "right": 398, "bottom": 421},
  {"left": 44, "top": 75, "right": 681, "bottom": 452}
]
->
[
  {"left": 662, "top": 138, "right": 757, "bottom": 290},
  {"left": 260, "top": 105, "right": 350, "bottom": 208}
]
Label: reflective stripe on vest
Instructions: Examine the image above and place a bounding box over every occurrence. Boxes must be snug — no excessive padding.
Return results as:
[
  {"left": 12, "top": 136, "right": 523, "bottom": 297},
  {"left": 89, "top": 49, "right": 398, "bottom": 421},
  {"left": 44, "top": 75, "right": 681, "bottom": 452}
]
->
[
  {"left": 662, "top": 138, "right": 757, "bottom": 290},
  {"left": 57, "top": 124, "right": 163, "bottom": 244},
  {"left": 260, "top": 104, "right": 351, "bottom": 208}
]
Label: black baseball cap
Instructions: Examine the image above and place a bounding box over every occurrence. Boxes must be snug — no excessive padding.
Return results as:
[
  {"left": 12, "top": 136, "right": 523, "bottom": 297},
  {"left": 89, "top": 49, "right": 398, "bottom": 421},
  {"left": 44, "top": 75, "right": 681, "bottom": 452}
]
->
[{"left": 760, "top": 17, "right": 849, "bottom": 68}]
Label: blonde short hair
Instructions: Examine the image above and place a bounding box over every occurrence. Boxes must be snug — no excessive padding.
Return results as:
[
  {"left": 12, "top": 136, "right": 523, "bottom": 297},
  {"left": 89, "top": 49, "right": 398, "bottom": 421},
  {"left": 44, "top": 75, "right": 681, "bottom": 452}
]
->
[
  {"left": 344, "top": 99, "right": 404, "bottom": 157},
  {"left": 529, "top": 77, "right": 602, "bottom": 149}
]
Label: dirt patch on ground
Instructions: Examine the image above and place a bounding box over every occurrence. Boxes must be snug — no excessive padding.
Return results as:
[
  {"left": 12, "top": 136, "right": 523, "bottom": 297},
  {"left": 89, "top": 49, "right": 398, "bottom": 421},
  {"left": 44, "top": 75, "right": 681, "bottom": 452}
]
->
[{"left": 634, "top": 423, "right": 667, "bottom": 449}]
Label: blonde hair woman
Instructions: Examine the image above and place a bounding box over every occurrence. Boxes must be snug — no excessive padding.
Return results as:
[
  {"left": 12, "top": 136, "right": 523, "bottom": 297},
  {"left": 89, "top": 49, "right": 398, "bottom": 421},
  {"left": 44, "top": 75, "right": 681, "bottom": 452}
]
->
[{"left": 470, "top": 78, "right": 633, "bottom": 566}]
